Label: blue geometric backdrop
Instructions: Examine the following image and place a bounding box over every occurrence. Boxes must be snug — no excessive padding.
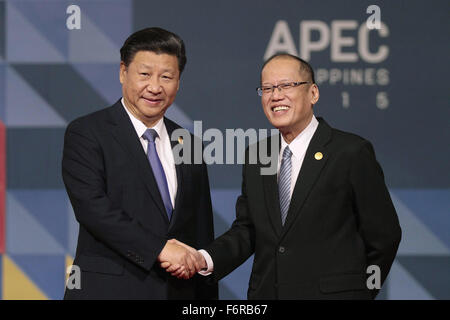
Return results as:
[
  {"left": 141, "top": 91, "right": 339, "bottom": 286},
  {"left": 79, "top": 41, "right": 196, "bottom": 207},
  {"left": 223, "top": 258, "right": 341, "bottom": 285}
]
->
[{"left": 0, "top": 0, "right": 448, "bottom": 299}]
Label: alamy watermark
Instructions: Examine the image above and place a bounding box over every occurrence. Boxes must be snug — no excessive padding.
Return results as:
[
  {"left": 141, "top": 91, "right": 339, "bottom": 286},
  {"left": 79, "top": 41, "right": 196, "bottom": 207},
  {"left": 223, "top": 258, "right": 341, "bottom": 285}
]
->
[
  {"left": 171, "top": 121, "right": 280, "bottom": 175},
  {"left": 66, "top": 265, "right": 81, "bottom": 290},
  {"left": 366, "top": 265, "right": 381, "bottom": 290},
  {"left": 366, "top": 5, "right": 381, "bottom": 30},
  {"left": 66, "top": 5, "right": 81, "bottom": 30}
]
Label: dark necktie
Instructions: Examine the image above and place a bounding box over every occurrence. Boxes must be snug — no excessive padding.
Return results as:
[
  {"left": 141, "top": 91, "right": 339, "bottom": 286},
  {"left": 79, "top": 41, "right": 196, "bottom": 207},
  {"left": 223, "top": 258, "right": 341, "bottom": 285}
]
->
[{"left": 142, "top": 128, "right": 173, "bottom": 220}]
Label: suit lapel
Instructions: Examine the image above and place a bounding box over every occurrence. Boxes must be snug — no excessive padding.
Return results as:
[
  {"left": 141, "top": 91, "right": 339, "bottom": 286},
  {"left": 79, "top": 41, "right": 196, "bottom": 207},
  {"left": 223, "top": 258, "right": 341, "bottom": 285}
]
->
[
  {"left": 164, "top": 118, "right": 186, "bottom": 230},
  {"left": 107, "top": 102, "right": 169, "bottom": 223},
  {"left": 263, "top": 173, "right": 283, "bottom": 237},
  {"left": 281, "top": 118, "right": 332, "bottom": 238},
  {"left": 262, "top": 134, "right": 283, "bottom": 237}
]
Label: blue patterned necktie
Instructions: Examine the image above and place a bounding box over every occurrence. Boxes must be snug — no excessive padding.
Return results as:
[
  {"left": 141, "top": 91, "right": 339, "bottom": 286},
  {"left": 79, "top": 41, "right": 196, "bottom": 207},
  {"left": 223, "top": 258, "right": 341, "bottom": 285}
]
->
[
  {"left": 279, "top": 146, "right": 292, "bottom": 226},
  {"left": 142, "top": 129, "right": 173, "bottom": 220}
]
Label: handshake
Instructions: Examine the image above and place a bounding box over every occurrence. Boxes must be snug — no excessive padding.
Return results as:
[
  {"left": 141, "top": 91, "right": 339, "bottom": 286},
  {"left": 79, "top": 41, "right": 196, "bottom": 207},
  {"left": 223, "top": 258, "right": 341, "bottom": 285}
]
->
[{"left": 157, "top": 239, "right": 207, "bottom": 279}]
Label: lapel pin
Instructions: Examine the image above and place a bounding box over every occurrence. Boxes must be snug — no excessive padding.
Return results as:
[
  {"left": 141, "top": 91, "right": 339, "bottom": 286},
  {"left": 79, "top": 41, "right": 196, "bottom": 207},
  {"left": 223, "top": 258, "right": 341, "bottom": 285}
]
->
[
  {"left": 178, "top": 136, "right": 183, "bottom": 145},
  {"left": 314, "top": 152, "right": 323, "bottom": 160}
]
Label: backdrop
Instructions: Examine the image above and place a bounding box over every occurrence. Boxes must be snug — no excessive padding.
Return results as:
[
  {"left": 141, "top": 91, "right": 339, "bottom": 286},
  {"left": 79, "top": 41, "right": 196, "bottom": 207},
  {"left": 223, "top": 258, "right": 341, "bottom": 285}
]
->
[{"left": 0, "top": 0, "right": 448, "bottom": 299}]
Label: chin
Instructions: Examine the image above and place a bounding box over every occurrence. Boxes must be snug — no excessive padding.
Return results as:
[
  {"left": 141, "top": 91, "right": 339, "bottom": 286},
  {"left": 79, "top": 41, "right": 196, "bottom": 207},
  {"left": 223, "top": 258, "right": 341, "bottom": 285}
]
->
[{"left": 269, "top": 118, "right": 290, "bottom": 130}]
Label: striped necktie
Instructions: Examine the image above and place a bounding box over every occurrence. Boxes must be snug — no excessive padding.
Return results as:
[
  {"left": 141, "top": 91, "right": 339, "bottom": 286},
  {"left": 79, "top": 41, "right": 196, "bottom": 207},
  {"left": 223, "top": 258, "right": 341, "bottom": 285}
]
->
[{"left": 278, "top": 146, "right": 292, "bottom": 226}]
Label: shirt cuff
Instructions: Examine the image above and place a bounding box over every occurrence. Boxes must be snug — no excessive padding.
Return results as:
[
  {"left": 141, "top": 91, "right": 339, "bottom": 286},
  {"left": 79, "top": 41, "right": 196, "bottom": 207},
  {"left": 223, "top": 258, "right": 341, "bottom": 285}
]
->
[{"left": 198, "top": 249, "right": 214, "bottom": 276}]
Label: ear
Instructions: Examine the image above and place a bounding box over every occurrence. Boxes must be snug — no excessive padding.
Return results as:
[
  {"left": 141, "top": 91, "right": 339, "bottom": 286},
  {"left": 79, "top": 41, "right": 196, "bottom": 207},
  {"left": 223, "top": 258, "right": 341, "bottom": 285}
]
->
[
  {"left": 119, "top": 61, "right": 127, "bottom": 84},
  {"left": 176, "top": 76, "right": 180, "bottom": 91},
  {"left": 311, "top": 84, "right": 319, "bottom": 105}
]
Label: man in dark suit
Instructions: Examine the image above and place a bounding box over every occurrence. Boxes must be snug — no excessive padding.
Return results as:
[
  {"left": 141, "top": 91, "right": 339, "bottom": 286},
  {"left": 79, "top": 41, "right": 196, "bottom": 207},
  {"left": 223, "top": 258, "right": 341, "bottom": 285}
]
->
[
  {"left": 165, "top": 54, "right": 401, "bottom": 299},
  {"left": 62, "top": 27, "right": 217, "bottom": 299}
]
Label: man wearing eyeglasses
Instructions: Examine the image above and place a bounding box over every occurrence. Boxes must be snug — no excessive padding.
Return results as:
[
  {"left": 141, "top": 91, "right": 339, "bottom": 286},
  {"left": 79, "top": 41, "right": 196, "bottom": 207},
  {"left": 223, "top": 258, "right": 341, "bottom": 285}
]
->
[{"left": 164, "top": 53, "right": 401, "bottom": 299}]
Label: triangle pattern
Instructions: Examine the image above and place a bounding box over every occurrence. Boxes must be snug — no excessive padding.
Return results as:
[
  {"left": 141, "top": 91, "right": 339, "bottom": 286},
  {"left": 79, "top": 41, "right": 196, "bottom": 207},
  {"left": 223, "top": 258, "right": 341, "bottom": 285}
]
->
[
  {"left": 71, "top": 63, "right": 121, "bottom": 105},
  {"left": 11, "top": 1, "right": 68, "bottom": 58},
  {"left": 11, "top": 64, "right": 108, "bottom": 122},
  {"left": 6, "top": 3, "right": 65, "bottom": 62},
  {"left": 68, "top": 12, "right": 119, "bottom": 62},
  {"left": 11, "top": 190, "right": 68, "bottom": 250},
  {"left": 6, "top": 192, "right": 66, "bottom": 254},
  {"left": 9, "top": 254, "right": 65, "bottom": 300},
  {"left": 6, "top": 67, "right": 66, "bottom": 127},
  {"left": 388, "top": 261, "right": 434, "bottom": 300},
  {"left": 393, "top": 189, "right": 450, "bottom": 247},
  {"left": 390, "top": 191, "right": 449, "bottom": 254},
  {"left": 397, "top": 256, "right": 450, "bottom": 300},
  {"left": 2, "top": 255, "right": 48, "bottom": 300},
  {"left": 81, "top": 1, "right": 132, "bottom": 48}
]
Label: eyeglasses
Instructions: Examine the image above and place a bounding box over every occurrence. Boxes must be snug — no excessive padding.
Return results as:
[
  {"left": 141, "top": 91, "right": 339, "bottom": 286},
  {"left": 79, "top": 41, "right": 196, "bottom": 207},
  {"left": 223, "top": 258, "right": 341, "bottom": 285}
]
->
[{"left": 256, "top": 81, "right": 311, "bottom": 97}]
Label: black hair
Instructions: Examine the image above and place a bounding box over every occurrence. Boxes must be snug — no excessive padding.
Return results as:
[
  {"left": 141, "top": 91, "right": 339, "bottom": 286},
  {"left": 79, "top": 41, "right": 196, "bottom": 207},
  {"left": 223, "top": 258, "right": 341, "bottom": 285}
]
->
[
  {"left": 262, "top": 53, "right": 315, "bottom": 84},
  {"left": 120, "top": 27, "right": 186, "bottom": 75}
]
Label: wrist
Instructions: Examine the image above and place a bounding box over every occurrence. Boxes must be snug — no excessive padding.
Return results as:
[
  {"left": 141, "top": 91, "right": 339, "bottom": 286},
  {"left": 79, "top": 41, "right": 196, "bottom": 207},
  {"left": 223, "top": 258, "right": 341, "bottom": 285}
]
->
[{"left": 199, "top": 254, "right": 207, "bottom": 270}]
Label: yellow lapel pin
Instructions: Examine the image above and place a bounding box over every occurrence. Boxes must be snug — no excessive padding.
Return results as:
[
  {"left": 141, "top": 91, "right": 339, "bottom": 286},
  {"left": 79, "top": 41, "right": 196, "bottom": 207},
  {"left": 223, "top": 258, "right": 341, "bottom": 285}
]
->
[
  {"left": 178, "top": 136, "right": 184, "bottom": 145},
  {"left": 314, "top": 152, "right": 323, "bottom": 160}
]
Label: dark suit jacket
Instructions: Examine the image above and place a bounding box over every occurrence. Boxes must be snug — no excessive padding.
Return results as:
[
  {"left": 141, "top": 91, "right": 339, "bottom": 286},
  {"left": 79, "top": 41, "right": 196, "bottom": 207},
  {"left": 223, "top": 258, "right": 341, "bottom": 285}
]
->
[
  {"left": 62, "top": 100, "right": 218, "bottom": 299},
  {"left": 207, "top": 118, "right": 401, "bottom": 299}
]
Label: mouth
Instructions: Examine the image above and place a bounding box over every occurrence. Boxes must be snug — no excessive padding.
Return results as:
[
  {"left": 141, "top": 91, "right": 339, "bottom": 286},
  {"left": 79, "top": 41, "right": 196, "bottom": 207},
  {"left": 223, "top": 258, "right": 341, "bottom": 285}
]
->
[
  {"left": 271, "top": 105, "right": 290, "bottom": 113},
  {"left": 142, "top": 97, "right": 163, "bottom": 105}
]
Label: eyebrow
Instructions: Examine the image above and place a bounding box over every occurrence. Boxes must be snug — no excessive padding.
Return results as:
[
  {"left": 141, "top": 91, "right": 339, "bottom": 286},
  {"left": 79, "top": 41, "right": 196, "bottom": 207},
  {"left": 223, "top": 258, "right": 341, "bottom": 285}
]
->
[
  {"left": 138, "top": 64, "right": 175, "bottom": 73},
  {"left": 261, "top": 79, "right": 294, "bottom": 85}
]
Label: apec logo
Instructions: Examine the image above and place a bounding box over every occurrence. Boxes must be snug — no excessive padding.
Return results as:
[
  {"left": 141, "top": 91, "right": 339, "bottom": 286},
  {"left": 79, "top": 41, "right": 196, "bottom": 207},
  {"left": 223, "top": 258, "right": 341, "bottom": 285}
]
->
[
  {"left": 264, "top": 19, "right": 389, "bottom": 63},
  {"left": 263, "top": 8, "right": 391, "bottom": 110}
]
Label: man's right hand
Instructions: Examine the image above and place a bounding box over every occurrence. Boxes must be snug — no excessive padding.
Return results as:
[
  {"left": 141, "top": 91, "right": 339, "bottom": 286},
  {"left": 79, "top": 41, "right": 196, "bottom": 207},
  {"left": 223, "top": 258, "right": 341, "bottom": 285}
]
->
[
  {"left": 159, "top": 239, "right": 207, "bottom": 279},
  {"left": 157, "top": 239, "right": 203, "bottom": 279}
]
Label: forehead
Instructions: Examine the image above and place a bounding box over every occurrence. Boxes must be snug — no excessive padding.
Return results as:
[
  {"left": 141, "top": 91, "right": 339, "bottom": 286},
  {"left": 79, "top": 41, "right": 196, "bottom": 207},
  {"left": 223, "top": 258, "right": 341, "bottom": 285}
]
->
[
  {"left": 261, "top": 57, "right": 302, "bottom": 82},
  {"left": 130, "top": 50, "right": 178, "bottom": 70}
]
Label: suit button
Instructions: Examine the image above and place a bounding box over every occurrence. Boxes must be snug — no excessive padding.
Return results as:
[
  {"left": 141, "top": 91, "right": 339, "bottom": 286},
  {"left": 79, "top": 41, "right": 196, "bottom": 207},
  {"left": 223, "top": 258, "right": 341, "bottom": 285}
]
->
[{"left": 278, "top": 246, "right": 285, "bottom": 254}]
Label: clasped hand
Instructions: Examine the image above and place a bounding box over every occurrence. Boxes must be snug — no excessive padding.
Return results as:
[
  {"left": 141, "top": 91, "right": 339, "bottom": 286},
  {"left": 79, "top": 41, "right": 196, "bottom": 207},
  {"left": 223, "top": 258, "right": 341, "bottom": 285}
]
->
[{"left": 157, "top": 239, "right": 206, "bottom": 279}]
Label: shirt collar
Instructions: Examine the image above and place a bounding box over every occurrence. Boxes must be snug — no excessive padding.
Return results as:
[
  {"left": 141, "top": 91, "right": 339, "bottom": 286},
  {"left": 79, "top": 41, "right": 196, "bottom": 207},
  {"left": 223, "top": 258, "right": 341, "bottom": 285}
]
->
[
  {"left": 121, "top": 98, "right": 165, "bottom": 139},
  {"left": 280, "top": 115, "right": 319, "bottom": 159}
]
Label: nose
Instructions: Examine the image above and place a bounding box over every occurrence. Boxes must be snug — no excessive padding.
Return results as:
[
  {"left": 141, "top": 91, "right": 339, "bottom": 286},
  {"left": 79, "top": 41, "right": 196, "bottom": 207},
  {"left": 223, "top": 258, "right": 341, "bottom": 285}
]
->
[
  {"left": 271, "top": 86, "right": 284, "bottom": 100},
  {"left": 146, "top": 77, "right": 162, "bottom": 94}
]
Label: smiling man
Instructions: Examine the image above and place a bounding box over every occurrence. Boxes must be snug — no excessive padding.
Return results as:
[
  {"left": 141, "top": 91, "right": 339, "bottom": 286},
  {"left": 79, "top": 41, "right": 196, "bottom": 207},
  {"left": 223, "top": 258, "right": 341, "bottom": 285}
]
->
[
  {"left": 166, "top": 53, "right": 402, "bottom": 299},
  {"left": 62, "top": 27, "right": 217, "bottom": 299}
]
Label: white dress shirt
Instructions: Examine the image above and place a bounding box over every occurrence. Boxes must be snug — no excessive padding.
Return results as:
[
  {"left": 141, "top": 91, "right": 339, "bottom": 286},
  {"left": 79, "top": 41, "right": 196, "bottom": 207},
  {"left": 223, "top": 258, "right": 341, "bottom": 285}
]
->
[
  {"left": 121, "top": 98, "right": 177, "bottom": 208},
  {"left": 278, "top": 115, "right": 319, "bottom": 198},
  {"left": 199, "top": 115, "right": 319, "bottom": 275}
]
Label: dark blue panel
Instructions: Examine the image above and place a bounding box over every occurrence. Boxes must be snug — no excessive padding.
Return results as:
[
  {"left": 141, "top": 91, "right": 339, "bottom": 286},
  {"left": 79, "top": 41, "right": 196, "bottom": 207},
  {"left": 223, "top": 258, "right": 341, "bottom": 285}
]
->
[
  {"left": 11, "top": 64, "right": 108, "bottom": 123},
  {"left": 398, "top": 256, "right": 450, "bottom": 299},
  {"left": 7, "top": 128, "right": 65, "bottom": 189}
]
